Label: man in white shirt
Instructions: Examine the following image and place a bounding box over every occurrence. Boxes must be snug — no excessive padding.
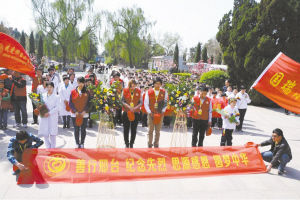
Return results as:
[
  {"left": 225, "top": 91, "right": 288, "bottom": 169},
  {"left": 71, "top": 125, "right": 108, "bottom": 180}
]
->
[{"left": 235, "top": 85, "right": 251, "bottom": 131}]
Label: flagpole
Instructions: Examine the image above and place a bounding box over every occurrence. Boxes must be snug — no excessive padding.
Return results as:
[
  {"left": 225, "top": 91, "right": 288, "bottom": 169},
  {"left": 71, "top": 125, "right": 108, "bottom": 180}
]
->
[{"left": 250, "top": 52, "right": 283, "bottom": 90}]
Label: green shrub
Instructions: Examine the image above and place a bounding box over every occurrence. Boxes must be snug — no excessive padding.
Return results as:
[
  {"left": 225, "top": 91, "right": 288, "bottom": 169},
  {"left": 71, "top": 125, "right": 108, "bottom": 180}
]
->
[
  {"left": 199, "top": 70, "right": 229, "bottom": 88},
  {"left": 173, "top": 73, "right": 192, "bottom": 77}
]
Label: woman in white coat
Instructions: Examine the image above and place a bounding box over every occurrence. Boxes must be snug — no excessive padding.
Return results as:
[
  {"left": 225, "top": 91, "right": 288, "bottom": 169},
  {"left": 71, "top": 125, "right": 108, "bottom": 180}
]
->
[
  {"left": 58, "top": 75, "right": 72, "bottom": 128},
  {"left": 38, "top": 82, "right": 59, "bottom": 148}
]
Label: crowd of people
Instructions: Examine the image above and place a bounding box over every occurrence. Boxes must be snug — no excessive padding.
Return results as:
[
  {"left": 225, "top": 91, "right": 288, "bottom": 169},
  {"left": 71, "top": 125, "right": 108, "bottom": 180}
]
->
[{"left": 3, "top": 66, "right": 292, "bottom": 178}]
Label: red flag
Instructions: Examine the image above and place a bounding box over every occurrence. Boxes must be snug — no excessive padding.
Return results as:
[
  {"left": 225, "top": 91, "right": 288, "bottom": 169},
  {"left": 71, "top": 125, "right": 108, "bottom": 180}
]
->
[
  {"left": 0, "top": 32, "right": 35, "bottom": 77},
  {"left": 251, "top": 52, "right": 300, "bottom": 114},
  {"left": 17, "top": 144, "right": 266, "bottom": 184}
]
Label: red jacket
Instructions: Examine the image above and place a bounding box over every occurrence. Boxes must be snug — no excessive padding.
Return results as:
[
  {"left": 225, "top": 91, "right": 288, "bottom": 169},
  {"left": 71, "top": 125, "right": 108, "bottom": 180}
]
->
[{"left": 212, "top": 97, "right": 223, "bottom": 118}]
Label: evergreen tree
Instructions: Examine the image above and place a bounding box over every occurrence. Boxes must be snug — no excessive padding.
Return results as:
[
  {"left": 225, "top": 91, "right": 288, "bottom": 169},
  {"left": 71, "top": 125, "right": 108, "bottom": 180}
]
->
[
  {"left": 37, "top": 36, "right": 44, "bottom": 64},
  {"left": 20, "top": 31, "right": 26, "bottom": 49},
  {"left": 202, "top": 46, "right": 208, "bottom": 63},
  {"left": 29, "top": 31, "right": 35, "bottom": 54},
  {"left": 173, "top": 43, "right": 179, "bottom": 72},
  {"left": 195, "top": 42, "right": 202, "bottom": 63}
]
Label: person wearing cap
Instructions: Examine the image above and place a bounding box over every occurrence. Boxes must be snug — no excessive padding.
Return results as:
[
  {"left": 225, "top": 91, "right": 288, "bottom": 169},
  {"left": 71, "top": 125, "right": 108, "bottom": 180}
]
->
[
  {"left": 235, "top": 85, "right": 251, "bottom": 132},
  {"left": 191, "top": 87, "right": 212, "bottom": 147},
  {"left": 258, "top": 128, "right": 292, "bottom": 175},
  {"left": 121, "top": 80, "right": 142, "bottom": 148},
  {"left": 58, "top": 75, "right": 72, "bottom": 129},
  {"left": 7, "top": 131, "right": 44, "bottom": 179},
  {"left": 31, "top": 68, "right": 43, "bottom": 125},
  {"left": 220, "top": 98, "right": 240, "bottom": 146},
  {"left": 144, "top": 77, "right": 168, "bottom": 148},
  {"left": 48, "top": 67, "right": 59, "bottom": 94}
]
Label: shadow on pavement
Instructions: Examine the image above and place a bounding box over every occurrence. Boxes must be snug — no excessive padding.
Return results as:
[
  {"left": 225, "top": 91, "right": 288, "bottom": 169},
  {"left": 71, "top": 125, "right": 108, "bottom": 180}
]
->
[
  {"left": 36, "top": 183, "right": 50, "bottom": 189},
  {"left": 283, "top": 167, "right": 300, "bottom": 181}
]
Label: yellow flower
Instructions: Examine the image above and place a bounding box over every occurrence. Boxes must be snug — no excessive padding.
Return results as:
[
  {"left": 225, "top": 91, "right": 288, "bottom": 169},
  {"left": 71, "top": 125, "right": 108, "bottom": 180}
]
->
[
  {"left": 104, "top": 96, "right": 107, "bottom": 99},
  {"left": 183, "top": 107, "right": 186, "bottom": 111},
  {"left": 112, "top": 97, "right": 115, "bottom": 101},
  {"left": 103, "top": 88, "right": 108, "bottom": 93},
  {"left": 170, "top": 97, "right": 174, "bottom": 101},
  {"left": 175, "top": 94, "right": 179, "bottom": 97},
  {"left": 176, "top": 100, "right": 179, "bottom": 103},
  {"left": 96, "top": 106, "right": 99, "bottom": 110},
  {"left": 177, "top": 91, "right": 181, "bottom": 94},
  {"left": 184, "top": 93, "right": 188, "bottom": 96},
  {"left": 105, "top": 105, "right": 109, "bottom": 111},
  {"left": 96, "top": 91, "right": 100, "bottom": 95}
]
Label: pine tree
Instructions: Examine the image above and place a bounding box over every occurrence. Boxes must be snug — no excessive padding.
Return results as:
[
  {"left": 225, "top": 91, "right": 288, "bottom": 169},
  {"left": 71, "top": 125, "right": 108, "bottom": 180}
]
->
[
  {"left": 195, "top": 42, "right": 201, "bottom": 63},
  {"left": 20, "top": 31, "right": 26, "bottom": 49},
  {"left": 37, "top": 36, "right": 44, "bottom": 64},
  {"left": 29, "top": 31, "right": 35, "bottom": 54},
  {"left": 173, "top": 43, "right": 179, "bottom": 72},
  {"left": 202, "top": 46, "right": 208, "bottom": 63}
]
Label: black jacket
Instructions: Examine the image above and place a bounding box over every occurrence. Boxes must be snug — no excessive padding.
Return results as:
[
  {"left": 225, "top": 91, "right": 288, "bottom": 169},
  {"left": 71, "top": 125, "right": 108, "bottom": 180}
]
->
[{"left": 261, "top": 137, "right": 292, "bottom": 165}]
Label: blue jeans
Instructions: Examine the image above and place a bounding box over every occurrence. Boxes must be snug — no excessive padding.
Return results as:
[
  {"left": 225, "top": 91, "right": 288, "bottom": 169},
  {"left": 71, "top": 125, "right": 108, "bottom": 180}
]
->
[
  {"left": 0, "top": 109, "right": 8, "bottom": 127},
  {"left": 261, "top": 151, "right": 291, "bottom": 171}
]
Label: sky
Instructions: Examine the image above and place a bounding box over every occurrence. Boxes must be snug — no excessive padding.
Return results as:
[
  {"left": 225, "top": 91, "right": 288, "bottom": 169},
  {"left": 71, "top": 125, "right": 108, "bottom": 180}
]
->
[{"left": 0, "top": 0, "right": 234, "bottom": 51}]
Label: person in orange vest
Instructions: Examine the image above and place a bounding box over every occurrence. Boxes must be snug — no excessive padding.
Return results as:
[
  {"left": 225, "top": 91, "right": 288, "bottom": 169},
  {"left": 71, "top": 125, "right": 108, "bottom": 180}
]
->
[
  {"left": 31, "top": 68, "right": 43, "bottom": 125},
  {"left": 211, "top": 91, "right": 223, "bottom": 129},
  {"left": 11, "top": 71, "right": 28, "bottom": 128},
  {"left": 144, "top": 78, "right": 168, "bottom": 148},
  {"left": 122, "top": 80, "right": 142, "bottom": 148},
  {"left": 110, "top": 71, "right": 124, "bottom": 126},
  {"left": 191, "top": 86, "right": 212, "bottom": 147}
]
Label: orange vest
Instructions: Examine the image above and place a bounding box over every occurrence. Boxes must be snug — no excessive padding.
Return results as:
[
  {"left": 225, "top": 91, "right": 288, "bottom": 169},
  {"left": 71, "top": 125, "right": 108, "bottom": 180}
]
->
[
  {"left": 14, "top": 78, "right": 26, "bottom": 97},
  {"left": 122, "top": 88, "right": 141, "bottom": 112},
  {"left": 148, "top": 88, "right": 166, "bottom": 114},
  {"left": 141, "top": 92, "right": 147, "bottom": 113},
  {"left": 32, "top": 76, "right": 42, "bottom": 93},
  {"left": 192, "top": 96, "right": 210, "bottom": 120},
  {"left": 212, "top": 97, "right": 222, "bottom": 118},
  {"left": 70, "top": 89, "right": 89, "bottom": 113}
]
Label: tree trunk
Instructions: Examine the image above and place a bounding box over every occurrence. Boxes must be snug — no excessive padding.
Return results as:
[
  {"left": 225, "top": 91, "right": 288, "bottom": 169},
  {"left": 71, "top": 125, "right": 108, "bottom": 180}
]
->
[{"left": 62, "top": 46, "right": 67, "bottom": 68}]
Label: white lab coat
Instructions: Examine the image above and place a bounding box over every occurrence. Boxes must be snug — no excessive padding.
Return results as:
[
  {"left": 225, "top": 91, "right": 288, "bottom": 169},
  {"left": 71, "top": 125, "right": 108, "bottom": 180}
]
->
[
  {"left": 38, "top": 92, "right": 59, "bottom": 136},
  {"left": 37, "top": 85, "right": 47, "bottom": 95},
  {"left": 69, "top": 80, "right": 78, "bottom": 91},
  {"left": 50, "top": 75, "right": 59, "bottom": 94},
  {"left": 58, "top": 83, "right": 72, "bottom": 116}
]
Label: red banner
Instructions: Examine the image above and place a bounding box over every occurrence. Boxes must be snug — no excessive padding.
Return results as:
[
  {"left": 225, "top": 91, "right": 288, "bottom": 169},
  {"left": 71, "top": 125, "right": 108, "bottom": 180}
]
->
[
  {"left": 17, "top": 144, "right": 266, "bottom": 184},
  {"left": 251, "top": 52, "right": 300, "bottom": 113},
  {"left": 0, "top": 32, "right": 35, "bottom": 77}
]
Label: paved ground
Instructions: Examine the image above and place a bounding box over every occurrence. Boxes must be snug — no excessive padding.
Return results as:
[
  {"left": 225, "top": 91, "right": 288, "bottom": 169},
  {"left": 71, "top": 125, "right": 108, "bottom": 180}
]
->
[{"left": 0, "top": 71, "right": 300, "bottom": 199}]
